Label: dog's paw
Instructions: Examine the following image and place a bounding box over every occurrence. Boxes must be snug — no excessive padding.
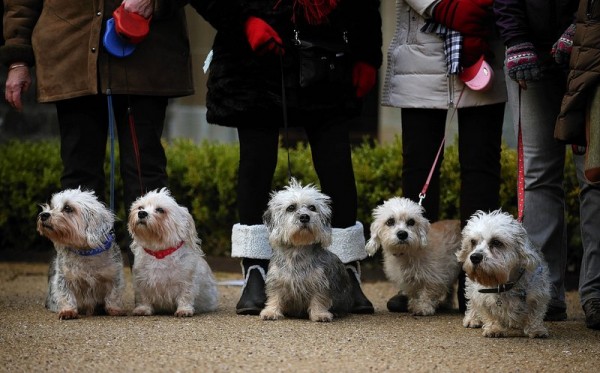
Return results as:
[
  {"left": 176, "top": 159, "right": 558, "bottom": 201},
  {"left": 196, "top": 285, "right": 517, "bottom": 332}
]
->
[
  {"left": 175, "top": 308, "right": 194, "bottom": 317},
  {"left": 410, "top": 303, "right": 436, "bottom": 316},
  {"left": 526, "top": 326, "right": 549, "bottom": 339},
  {"left": 106, "top": 307, "right": 127, "bottom": 316},
  {"left": 482, "top": 326, "right": 508, "bottom": 338},
  {"left": 463, "top": 316, "right": 483, "bottom": 328},
  {"left": 260, "top": 308, "right": 283, "bottom": 321},
  {"left": 309, "top": 311, "right": 334, "bottom": 322},
  {"left": 132, "top": 305, "right": 153, "bottom": 316},
  {"left": 58, "top": 309, "right": 79, "bottom": 320}
]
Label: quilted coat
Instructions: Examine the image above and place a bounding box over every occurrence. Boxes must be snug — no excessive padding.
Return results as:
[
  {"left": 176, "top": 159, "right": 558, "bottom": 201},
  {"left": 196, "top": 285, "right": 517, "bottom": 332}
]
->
[
  {"left": 381, "top": 0, "right": 506, "bottom": 110},
  {"left": 1, "top": 0, "right": 194, "bottom": 102},
  {"left": 191, "top": 0, "right": 383, "bottom": 127},
  {"left": 555, "top": 0, "right": 600, "bottom": 145}
]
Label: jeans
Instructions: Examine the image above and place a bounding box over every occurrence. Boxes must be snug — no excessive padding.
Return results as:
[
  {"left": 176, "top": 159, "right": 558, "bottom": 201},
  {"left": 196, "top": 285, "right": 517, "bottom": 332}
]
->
[{"left": 505, "top": 67, "right": 600, "bottom": 309}]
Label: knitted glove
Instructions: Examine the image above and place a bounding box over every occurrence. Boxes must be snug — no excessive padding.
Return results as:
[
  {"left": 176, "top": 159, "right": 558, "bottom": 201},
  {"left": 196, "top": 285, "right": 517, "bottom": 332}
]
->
[
  {"left": 551, "top": 23, "right": 576, "bottom": 67},
  {"left": 506, "top": 42, "right": 541, "bottom": 81},
  {"left": 352, "top": 62, "right": 377, "bottom": 98},
  {"left": 462, "top": 36, "right": 489, "bottom": 67},
  {"left": 432, "top": 0, "right": 493, "bottom": 37},
  {"left": 244, "top": 16, "right": 284, "bottom": 55}
]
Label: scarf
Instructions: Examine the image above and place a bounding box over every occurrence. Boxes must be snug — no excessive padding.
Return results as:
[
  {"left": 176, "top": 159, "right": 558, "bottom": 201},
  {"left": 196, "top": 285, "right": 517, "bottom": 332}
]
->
[
  {"left": 421, "top": 21, "right": 462, "bottom": 75},
  {"left": 276, "top": 0, "right": 339, "bottom": 25}
]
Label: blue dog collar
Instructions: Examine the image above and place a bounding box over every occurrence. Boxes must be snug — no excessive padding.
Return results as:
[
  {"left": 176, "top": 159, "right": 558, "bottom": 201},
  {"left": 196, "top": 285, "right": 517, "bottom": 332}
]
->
[{"left": 68, "top": 233, "right": 115, "bottom": 256}]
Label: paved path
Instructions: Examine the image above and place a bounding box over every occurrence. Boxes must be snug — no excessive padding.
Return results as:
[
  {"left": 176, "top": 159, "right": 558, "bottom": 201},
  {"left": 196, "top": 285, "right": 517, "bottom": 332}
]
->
[{"left": 1, "top": 262, "right": 598, "bottom": 372}]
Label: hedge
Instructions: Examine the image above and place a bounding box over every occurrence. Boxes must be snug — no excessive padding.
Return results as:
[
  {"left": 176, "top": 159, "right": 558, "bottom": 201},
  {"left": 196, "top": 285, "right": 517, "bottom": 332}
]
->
[{"left": 0, "top": 138, "right": 582, "bottom": 272}]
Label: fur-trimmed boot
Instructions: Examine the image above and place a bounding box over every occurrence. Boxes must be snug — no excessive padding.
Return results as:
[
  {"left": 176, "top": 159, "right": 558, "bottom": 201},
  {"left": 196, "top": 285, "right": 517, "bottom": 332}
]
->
[
  {"left": 328, "top": 222, "right": 375, "bottom": 314},
  {"left": 231, "top": 224, "right": 272, "bottom": 315}
]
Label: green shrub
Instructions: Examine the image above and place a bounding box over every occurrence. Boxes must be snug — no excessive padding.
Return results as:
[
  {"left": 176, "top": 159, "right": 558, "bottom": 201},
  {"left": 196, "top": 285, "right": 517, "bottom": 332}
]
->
[{"left": 0, "top": 138, "right": 582, "bottom": 274}]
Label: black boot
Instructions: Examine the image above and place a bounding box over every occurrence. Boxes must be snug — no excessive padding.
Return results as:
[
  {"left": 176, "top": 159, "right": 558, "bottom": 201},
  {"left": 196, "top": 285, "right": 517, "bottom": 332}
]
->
[
  {"left": 236, "top": 258, "right": 269, "bottom": 315},
  {"left": 346, "top": 261, "right": 375, "bottom": 314},
  {"left": 387, "top": 291, "right": 409, "bottom": 313}
]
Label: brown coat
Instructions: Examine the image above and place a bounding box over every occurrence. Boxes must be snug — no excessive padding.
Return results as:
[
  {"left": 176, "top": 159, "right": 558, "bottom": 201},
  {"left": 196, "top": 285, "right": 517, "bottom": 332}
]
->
[
  {"left": 1, "top": 0, "right": 194, "bottom": 102},
  {"left": 555, "top": 0, "right": 600, "bottom": 145}
]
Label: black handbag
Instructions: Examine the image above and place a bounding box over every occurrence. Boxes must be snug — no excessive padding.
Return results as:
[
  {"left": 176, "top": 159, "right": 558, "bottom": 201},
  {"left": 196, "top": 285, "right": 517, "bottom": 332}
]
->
[{"left": 292, "top": 29, "right": 351, "bottom": 88}]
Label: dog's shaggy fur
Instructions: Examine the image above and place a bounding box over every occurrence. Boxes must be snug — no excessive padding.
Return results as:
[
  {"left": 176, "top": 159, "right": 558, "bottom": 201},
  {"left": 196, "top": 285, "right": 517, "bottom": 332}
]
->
[
  {"left": 37, "top": 188, "right": 126, "bottom": 320},
  {"left": 366, "top": 197, "right": 462, "bottom": 315},
  {"left": 259, "top": 179, "right": 353, "bottom": 322},
  {"left": 128, "top": 188, "right": 218, "bottom": 317},
  {"left": 458, "top": 210, "right": 550, "bottom": 338}
]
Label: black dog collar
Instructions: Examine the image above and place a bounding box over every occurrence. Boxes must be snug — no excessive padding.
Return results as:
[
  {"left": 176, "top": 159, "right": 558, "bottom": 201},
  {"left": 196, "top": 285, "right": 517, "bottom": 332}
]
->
[{"left": 479, "top": 268, "right": 525, "bottom": 294}]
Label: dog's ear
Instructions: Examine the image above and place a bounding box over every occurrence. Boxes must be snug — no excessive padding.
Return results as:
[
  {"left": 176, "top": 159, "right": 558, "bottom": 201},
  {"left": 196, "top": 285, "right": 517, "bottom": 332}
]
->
[
  {"left": 519, "top": 236, "right": 540, "bottom": 271},
  {"left": 85, "top": 204, "right": 115, "bottom": 247},
  {"left": 181, "top": 206, "right": 202, "bottom": 249},
  {"left": 262, "top": 209, "right": 273, "bottom": 232},
  {"left": 456, "top": 236, "right": 472, "bottom": 263},
  {"left": 418, "top": 218, "right": 430, "bottom": 248},
  {"left": 365, "top": 222, "right": 381, "bottom": 256}
]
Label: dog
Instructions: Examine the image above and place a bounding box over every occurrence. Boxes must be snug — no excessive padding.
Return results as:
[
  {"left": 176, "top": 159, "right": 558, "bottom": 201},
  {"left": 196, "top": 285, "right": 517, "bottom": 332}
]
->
[
  {"left": 259, "top": 178, "right": 353, "bottom": 322},
  {"left": 128, "top": 188, "right": 218, "bottom": 317},
  {"left": 37, "top": 188, "right": 126, "bottom": 320},
  {"left": 458, "top": 210, "right": 550, "bottom": 338},
  {"left": 366, "top": 197, "right": 462, "bottom": 316}
]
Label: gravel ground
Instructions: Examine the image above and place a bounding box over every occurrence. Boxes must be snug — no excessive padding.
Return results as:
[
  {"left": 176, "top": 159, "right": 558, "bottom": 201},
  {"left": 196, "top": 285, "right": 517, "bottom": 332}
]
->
[{"left": 1, "top": 262, "right": 599, "bottom": 373}]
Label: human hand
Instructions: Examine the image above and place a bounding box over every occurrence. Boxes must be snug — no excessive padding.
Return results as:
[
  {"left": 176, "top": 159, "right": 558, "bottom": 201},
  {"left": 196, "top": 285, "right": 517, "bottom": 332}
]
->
[
  {"left": 352, "top": 62, "right": 377, "bottom": 98},
  {"left": 551, "top": 23, "right": 576, "bottom": 67},
  {"left": 244, "top": 16, "right": 284, "bottom": 56},
  {"left": 432, "top": 0, "right": 493, "bottom": 37},
  {"left": 506, "top": 42, "right": 541, "bottom": 90},
  {"left": 462, "top": 36, "right": 489, "bottom": 67},
  {"left": 4, "top": 64, "right": 32, "bottom": 112},
  {"left": 122, "top": 0, "right": 153, "bottom": 18}
]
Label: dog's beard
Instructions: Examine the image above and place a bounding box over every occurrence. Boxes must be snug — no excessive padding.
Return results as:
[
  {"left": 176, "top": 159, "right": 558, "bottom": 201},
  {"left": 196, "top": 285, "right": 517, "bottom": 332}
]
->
[
  {"left": 288, "top": 226, "right": 318, "bottom": 246},
  {"left": 464, "top": 260, "right": 511, "bottom": 287},
  {"left": 37, "top": 213, "right": 89, "bottom": 248},
  {"left": 129, "top": 215, "right": 179, "bottom": 249}
]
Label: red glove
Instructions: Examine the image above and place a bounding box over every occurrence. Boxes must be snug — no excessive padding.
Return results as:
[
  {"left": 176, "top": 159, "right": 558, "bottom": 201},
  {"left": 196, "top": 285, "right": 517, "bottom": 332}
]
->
[
  {"left": 352, "top": 62, "right": 377, "bottom": 98},
  {"left": 244, "top": 16, "right": 284, "bottom": 55},
  {"left": 462, "top": 36, "right": 489, "bottom": 67},
  {"left": 432, "top": 0, "right": 493, "bottom": 37}
]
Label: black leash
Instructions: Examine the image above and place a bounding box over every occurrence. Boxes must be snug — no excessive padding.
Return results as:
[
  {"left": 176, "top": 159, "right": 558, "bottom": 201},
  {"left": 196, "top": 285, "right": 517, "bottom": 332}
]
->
[{"left": 280, "top": 53, "right": 293, "bottom": 182}]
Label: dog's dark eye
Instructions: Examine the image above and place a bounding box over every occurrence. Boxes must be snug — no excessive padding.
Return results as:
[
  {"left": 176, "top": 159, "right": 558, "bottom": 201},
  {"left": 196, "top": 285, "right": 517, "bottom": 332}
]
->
[
  {"left": 62, "top": 205, "right": 73, "bottom": 213},
  {"left": 286, "top": 204, "right": 296, "bottom": 212},
  {"left": 308, "top": 205, "right": 316, "bottom": 211},
  {"left": 385, "top": 218, "right": 395, "bottom": 226},
  {"left": 137, "top": 206, "right": 144, "bottom": 210},
  {"left": 490, "top": 239, "right": 503, "bottom": 248},
  {"left": 406, "top": 219, "right": 415, "bottom": 226},
  {"left": 470, "top": 239, "right": 477, "bottom": 247},
  {"left": 156, "top": 207, "right": 165, "bottom": 214}
]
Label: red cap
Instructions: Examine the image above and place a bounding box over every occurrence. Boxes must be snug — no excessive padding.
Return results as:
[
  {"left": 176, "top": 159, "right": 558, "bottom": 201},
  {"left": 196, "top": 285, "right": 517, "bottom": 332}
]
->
[
  {"left": 458, "top": 56, "right": 494, "bottom": 92},
  {"left": 113, "top": 4, "right": 151, "bottom": 44}
]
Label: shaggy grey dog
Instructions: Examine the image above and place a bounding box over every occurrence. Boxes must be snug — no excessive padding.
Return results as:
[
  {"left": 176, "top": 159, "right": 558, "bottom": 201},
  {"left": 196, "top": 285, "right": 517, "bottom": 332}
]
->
[
  {"left": 38, "top": 188, "right": 126, "bottom": 320},
  {"left": 260, "top": 179, "right": 353, "bottom": 322},
  {"left": 458, "top": 210, "right": 551, "bottom": 338}
]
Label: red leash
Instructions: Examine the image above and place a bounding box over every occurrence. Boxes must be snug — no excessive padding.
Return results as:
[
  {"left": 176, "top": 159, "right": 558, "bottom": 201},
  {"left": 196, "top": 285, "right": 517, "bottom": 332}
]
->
[{"left": 517, "top": 89, "right": 525, "bottom": 222}]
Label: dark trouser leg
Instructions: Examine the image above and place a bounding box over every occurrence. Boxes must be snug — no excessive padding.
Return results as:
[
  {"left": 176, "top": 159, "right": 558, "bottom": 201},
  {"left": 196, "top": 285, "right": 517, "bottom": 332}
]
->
[{"left": 233, "top": 126, "right": 279, "bottom": 315}]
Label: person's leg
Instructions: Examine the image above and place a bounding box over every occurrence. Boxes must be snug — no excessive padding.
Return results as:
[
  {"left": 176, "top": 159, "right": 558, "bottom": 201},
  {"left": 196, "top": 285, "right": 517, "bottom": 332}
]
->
[
  {"left": 114, "top": 95, "right": 169, "bottom": 213},
  {"left": 233, "top": 126, "right": 279, "bottom": 315},
  {"left": 457, "top": 103, "right": 504, "bottom": 313},
  {"left": 56, "top": 96, "right": 108, "bottom": 200},
  {"left": 505, "top": 68, "right": 568, "bottom": 320},
  {"left": 577, "top": 87, "right": 600, "bottom": 329},
  {"left": 306, "top": 115, "right": 373, "bottom": 313},
  {"left": 401, "top": 108, "right": 447, "bottom": 222}
]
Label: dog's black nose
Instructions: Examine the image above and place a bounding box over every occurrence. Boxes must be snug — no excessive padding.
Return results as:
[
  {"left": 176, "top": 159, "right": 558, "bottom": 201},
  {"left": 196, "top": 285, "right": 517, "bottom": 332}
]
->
[
  {"left": 397, "top": 230, "right": 408, "bottom": 240},
  {"left": 39, "top": 212, "right": 50, "bottom": 221},
  {"left": 138, "top": 210, "right": 148, "bottom": 219},
  {"left": 470, "top": 252, "right": 483, "bottom": 264},
  {"left": 299, "top": 214, "right": 310, "bottom": 223}
]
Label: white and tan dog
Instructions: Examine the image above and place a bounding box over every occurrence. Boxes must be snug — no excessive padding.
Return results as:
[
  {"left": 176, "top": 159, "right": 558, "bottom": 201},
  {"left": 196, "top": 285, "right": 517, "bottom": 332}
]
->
[
  {"left": 458, "top": 210, "right": 550, "bottom": 338},
  {"left": 366, "top": 197, "right": 462, "bottom": 316},
  {"left": 260, "top": 178, "right": 353, "bottom": 322},
  {"left": 128, "top": 188, "right": 218, "bottom": 317},
  {"left": 37, "top": 188, "right": 126, "bottom": 320}
]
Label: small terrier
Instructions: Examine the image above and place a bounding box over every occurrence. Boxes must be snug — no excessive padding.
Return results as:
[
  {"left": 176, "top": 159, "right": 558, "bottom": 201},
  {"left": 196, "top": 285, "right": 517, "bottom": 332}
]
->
[
  {"left": 128, "top": 188, "right": 218, "bottom": 317},
  {"left": 37, "top": 188, "right": 126, "bottom": 320},
  {"left": 260, "top": 178, "right": 353, "bottom": 322},
  {"left": 366, "top": 197, "right": 462, "bottom": 316},
  {"left": 458, "top": 210, "right": 550, "bottom": 338}
]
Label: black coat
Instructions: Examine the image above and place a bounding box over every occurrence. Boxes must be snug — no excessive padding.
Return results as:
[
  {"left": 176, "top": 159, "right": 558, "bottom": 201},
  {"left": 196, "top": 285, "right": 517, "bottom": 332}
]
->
[{"left": 191, "top": 0, "right": 382, "bottom": 127}]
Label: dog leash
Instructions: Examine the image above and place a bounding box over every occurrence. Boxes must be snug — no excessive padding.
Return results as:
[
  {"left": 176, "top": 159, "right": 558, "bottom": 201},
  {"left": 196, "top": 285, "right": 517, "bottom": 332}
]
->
[
  {"left": 280, "top": 53, "right": 293, "bottom": 181},
  {"left": 516, "top": 88, "right": 525, "bottom": 223},
  {"left": 418, "top": 85, "right": 465, "bottom": 206}
]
